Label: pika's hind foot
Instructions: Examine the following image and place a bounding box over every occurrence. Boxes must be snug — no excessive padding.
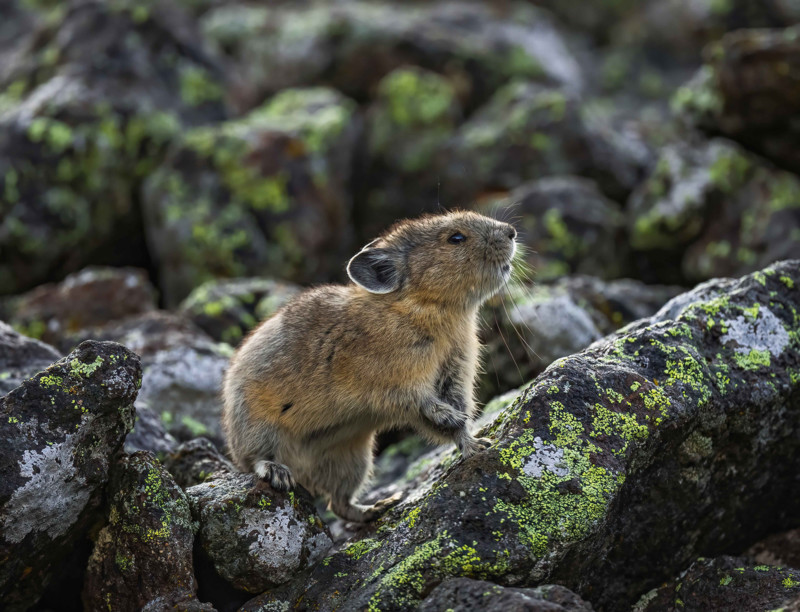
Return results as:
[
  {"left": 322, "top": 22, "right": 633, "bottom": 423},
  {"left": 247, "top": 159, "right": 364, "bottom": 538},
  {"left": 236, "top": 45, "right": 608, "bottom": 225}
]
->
[
  {"left": 254, "top": 460, "right": 296, "bottom": 491},
  {"left": 332, "top": 492, "right": 403, "bottom": 523},
  {"left": 457, "top": 435, "right": 491, "bottom": 458}
]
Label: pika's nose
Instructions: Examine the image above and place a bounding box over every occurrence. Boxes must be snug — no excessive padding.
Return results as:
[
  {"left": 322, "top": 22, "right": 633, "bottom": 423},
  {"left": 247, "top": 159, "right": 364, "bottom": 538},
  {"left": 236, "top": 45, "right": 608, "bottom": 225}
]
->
[{"left": 506, "top": 225, "right": 517, "bottom": 241}]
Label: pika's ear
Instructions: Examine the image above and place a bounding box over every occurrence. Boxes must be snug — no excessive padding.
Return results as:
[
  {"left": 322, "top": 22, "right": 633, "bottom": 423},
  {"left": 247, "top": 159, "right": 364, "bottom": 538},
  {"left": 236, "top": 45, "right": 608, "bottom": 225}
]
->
[{"left": 347, "top": 247, "right": 401, "bottom": 294}]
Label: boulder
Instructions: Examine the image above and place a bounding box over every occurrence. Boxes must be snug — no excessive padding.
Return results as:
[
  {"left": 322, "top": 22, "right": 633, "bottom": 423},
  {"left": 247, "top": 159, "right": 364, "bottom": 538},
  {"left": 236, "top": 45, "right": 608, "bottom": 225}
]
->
[
  {"left": 0, "top": 320, "right": 60, "bottom": 396},
  {"left": 0, "top": 0, "right": 227, "bottom": 296},
  {"left": 202, "top": 1, "right": 582, "bottom": 113},
  {"left": 634, "top": 556, "right": 800, "bottom": 611},
  {"left": 142, "top": 87, "right": 359, "bottom": 305},
  {"left": 82, "top": 452, "right": 213, "bottom": 612},
  {"left": 0, "top": 340, "right": 141, "bottom": 611},
  {"left": 4, "top": 267, "right": 157, "bottom": 350},
  {"left": 123, "top": 405, "right": 178, "bottom": 458},
  {"left": 674, "top": 25, "right": 800, "bottom": 176},
  {"left": 164, "top": 437, "right": 235, "bottom": 489},
  {"left": 179, "top": 277, "right": 300, "bottom": 345},
  {"left": 628, "top": 137, "right": 800, "bottom": 283},
  {"left": 444, "top": 82, "right": 650, "bottom": 204},
  {"left": 418, "top": 578, "right": 594, "bottom": 612},
  {"left": 186, "top": 468, "right": 332, "bottom": 593},
  {"left": 251, "top": 260, "right": 800, "bottom": 611}
]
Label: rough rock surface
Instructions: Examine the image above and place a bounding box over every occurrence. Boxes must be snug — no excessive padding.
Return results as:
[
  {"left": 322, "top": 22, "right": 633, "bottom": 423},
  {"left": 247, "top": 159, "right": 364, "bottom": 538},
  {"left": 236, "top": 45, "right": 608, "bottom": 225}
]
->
[
  {"left": 123, "top": 405, "right": 178, "bottom": 458},
  {"left": 0, "top": 341, "right": 141, "bottom": 611},
  {"left": 486, "top": 177, "right": 628, "bottom": 281},
  {"left": 628, "top": 138, "right": 800, "bottom": 283},
  {"left": 417, "top": 578, "right": 594, "bottom": 612},
  {"left": 634, "top": 556, "right": 800, "bottom": 611},
  {"left": 179, "top": 276, "right": 300, "bottom": 345},
  {"left": 675, "top": 25, "right": 800, "bottom": 176},
  {"left": 186, "top": 468, "right": 332, "bottom": 593},
  {"left": 142, "top": 86, "right": 359, "bottom": 305},
  {"left": 82, "top": 452, "right": 213, "bottom": 612},
  {"left": 164, "top": 437, "right": 235, "bottom": 489},
  {"left": 4, "top": 267, "right": 157, "bottom": 350},
  {"left": 479, "top": 276, "right": 681, "bottom": 401},
  {"left": 249, "top": 261, "right": 800, "bottom": 611},
  {"left": 0, "top": 321, "right": 60, "bottom": 396}
]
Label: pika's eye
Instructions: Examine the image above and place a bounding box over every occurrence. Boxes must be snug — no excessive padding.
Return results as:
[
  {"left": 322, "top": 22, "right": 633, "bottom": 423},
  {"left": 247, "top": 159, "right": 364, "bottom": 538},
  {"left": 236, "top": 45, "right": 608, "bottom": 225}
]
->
[{"left": 448, "top": 232, "right": 466, "bottom": 244}]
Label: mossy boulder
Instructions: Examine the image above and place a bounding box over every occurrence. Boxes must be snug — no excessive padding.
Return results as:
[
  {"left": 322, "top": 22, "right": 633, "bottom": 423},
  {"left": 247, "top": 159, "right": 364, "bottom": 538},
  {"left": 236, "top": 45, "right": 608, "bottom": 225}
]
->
[
  {"left": 634, "top": 556, "right": 800, "bottom": 611},
  {"left": 484, "top": 177, "right": 629, "bottom": 282},
  {"left": 142, "top": 87, "right": 359, "bottom": 305},
  {"left": 0, "top": 0, "right": 227, "bottom": 296},
  {"left": 202, "top": 1, "right": 581, "bottom": 113},
  {"left": 82, "top": 451, "right": 213, "bottom": 612},
  {"left": 629, "top": 138, "right": 800, "bottom": 283},
  {"left": 0, "top": 340, "right": 142, "bottom": 611},
  {"left": 674, "top": 25, "right": 800, "bottom": 176},
  {"left": 444, "top": 82, "right": 650, "bottom": 204},
  {"left": 250, "top": 260, "right": 800, "bottom": 611},
  {"left": 186, "top": 469, "right": 332, "bottom": 594},
  {"left": 5, "top": 267, "right": 157, "bottom": 350},
  {"left": 179, "top": 277, "right": 300, "bottom": 345}
]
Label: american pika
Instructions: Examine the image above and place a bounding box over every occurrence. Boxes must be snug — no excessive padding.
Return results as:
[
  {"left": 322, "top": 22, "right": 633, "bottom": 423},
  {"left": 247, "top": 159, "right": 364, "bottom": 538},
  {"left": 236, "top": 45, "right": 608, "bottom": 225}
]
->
[{"left": 222, "top": 211, "right": 517, "bottom": 522}]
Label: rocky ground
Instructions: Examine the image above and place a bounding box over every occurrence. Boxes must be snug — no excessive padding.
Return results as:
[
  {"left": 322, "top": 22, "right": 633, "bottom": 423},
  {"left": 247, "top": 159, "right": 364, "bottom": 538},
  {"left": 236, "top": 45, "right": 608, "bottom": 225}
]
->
[{"left": 2, "top": 1, "right": 800, "bottom": 611}]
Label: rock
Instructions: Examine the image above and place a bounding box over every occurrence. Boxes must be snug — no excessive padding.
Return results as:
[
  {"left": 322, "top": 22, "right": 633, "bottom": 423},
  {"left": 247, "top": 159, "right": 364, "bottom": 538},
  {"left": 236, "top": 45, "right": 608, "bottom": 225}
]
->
[
  {"left": 674, "top": 25, "right": 800, "bottom": 176},
  {"left": 418, "top": 578, "right": 594, "bottom": 612},
  {"left": 444, "top": 82, "right": 650, "bottom": 204},
  {"left": 0, "top": 0, "right": 227, "bottom": 296},
  {"left": 142, "top": 87, "right": 359, "bottom": 305},
  {"left": 124, "top": 405, "right": 178, "bottom": 458},
  {"left": 628, "top": 137, "right": 800, "bottom": 283},
  {"left": 179, "top": 277, "right": 300, "bottom": 345},
  {"left": 82, "top": 452, "right": 213, "bottom": 612},
  {"left": 0, "top": 320, "right": 60, "bottom": 396},
  {"left": 256, "top": 260, "right": 800, "bottom": 611},
  {"left": 186, "top": 468, "right": 332, "bottom": 593},
  {"left": 357, "top": 66, "right": 462, "bottom": 240},
  {"left": 4, "top": 267, "right": 157, "bottom": 350},
  {"left": 747, "top": 528, "right": 800, "bottom": 569},
  {"left": 0, "top": 340, "right": 141, "bottom": 611},
  {"left": 634, "top": 556, "right": 800, "bottom": 611},
  {"left": 478, "top": 276, "right": 681, "bottom": 401},
  {"left": 485, "top": 177, "right": 628, "bottom": 281},
  {"left": 202, "top": 1, "right": 582, "bottom": 113},
  {"left": 164, "top": 437, "right": 235, "bottom": 489}
]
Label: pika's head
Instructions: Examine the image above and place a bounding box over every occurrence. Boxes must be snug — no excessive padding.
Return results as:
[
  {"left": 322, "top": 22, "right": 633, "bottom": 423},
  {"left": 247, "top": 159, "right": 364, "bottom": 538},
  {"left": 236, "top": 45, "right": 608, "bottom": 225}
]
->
[{"left": 347, "top": 211, "right": 517, "bottom": 308}]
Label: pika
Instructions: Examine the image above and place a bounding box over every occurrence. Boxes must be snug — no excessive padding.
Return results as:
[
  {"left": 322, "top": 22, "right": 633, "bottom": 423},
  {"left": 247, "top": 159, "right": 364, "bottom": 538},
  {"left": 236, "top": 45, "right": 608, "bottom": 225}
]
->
[{"left": 222, "top": 211, "right": 517, "bottom": 522}]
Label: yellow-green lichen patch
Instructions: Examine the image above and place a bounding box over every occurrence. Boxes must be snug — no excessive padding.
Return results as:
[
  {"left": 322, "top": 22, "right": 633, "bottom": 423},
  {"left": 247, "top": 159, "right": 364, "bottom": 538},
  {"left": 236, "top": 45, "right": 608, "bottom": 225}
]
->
[
  {"left": 343, "top": 538, "right": 382, "bottom": 561},
  {"left": 719, "top": 574, "right": 732, "bottom": 586},
  {"left": 783, "top": 576, "right": 800, "bottom": 588},
  {"left": 69, "top": 356, "right": 104, "bottom": 379}
]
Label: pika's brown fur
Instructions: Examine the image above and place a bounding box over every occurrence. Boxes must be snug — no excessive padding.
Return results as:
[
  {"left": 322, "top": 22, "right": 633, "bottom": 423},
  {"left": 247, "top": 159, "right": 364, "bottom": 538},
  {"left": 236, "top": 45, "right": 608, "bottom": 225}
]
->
[{"left": 222, "top": 211, "right": 517, "bottom": 521}]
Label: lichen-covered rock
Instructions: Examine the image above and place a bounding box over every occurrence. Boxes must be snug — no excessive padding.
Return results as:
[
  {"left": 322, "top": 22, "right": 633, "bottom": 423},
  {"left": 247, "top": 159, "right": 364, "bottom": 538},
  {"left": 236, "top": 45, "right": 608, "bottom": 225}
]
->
[
  {"left": 417, "top": 578, "right": 594, "bottom": 612},
  {"left": 628, "top": 138, "right": 800, "bottom": 283},
  {"left": 82, "top": 452, "right": 213, "bottom": 612},
  {"left": 0, "top": 340, "right": 141, "bottom": 611},
  {"left": 124, "top": 405, "right": 178, "bottom": 458},
  {"left": 444, "top": 82, "right": 650, "bottom": 203},
  {"left": 479, "top": 276, "right": 681, "bottom": 401},
  {"left": 0, "top": 0, "right": 227, "bottom": 296},
  {"left": 5, "top": 267, "right": 156, "bottom": 350},
  {"left": 164, "top": 437, "right": 235, "bottom": 489},
  {"left": 485, "top": 177, "right": 628, "bottom": 281},
  {"left": 674, "top": 25, "right": 800, "bottom": 176},
  {"left": 202, "top": 1, "right": 582, "bottom": 113},
  {"left": 179, "top": 277, "right": 300, "bottom": 345},
  {"left": 186, "top": 469, "right": 332, "bottom": 593},
  {"left": 256, "top": 260, "right": 800, "bottom": 611},
  {"left": 634, "top": 556, "right": 800, "bottom": 611},
  {"left": 0, "top": 320, "right": 60, "bottom": 396},
  {"left": 142, "top": 86, "right": 359, "bottom": 305}
]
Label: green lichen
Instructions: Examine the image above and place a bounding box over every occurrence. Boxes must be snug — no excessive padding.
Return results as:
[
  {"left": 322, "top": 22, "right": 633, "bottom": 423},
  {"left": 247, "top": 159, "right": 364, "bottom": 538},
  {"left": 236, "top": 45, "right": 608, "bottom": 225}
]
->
[
  {"left": 783, "top": 576, "right": 800, "bottom": 588},
  {"left": 719, "top": 574, "right": 732, "bottom": 586},
  {"left": 343, "top": 538, "right": 382, "bottom": 561},
  {"left": 70, "top": 356, "right": 104, "bottom": 379},
  {"left": 179, "top": 65, "right": 223, "bottom": 106},
  {"left": 733, "top": 349, "right": 771, "bottom": 371}
]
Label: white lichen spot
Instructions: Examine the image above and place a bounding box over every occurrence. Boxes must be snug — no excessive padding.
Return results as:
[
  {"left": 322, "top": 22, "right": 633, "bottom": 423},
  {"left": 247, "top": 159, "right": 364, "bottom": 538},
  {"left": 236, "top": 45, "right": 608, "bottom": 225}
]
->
[
  {"left": 1, "top": 434, "right": 90, "bottom": 543},
  {"left": 522, "top": 436, "right": 569, "bottom": 478},
  {"left": 721, "top": 308, "right": 790, "bottom": 357}
]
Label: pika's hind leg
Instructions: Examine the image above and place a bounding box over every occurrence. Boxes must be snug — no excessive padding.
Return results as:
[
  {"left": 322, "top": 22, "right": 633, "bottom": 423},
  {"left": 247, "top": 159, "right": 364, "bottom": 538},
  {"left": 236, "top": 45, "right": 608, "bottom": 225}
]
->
[{"left": 254, "top": 459, "right": 296, "bottom": 491}]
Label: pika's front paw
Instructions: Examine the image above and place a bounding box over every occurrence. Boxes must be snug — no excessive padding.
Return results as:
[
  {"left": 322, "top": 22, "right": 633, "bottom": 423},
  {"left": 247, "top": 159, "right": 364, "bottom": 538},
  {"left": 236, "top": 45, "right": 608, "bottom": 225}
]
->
[
  {"left": 421, "top": 400, "right": 467, "bottom": 433},
  {"left": 254, "top": 460, "right": 296, "bottom": 491},
  {"left": 458, "top": 435, "right": 492, "bottom": 458}
]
